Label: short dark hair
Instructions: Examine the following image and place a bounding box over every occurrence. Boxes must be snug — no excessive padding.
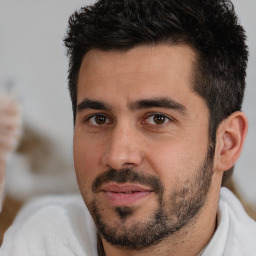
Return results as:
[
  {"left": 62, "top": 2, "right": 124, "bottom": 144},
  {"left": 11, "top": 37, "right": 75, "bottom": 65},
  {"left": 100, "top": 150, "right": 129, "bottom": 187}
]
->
[{"left": 64, "top": 0, "right": 248, "bottom": 185}]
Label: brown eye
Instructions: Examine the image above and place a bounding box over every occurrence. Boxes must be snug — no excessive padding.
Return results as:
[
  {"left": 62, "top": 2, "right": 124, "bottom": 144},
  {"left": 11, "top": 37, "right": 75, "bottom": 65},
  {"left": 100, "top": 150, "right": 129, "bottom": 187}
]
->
[
  {"left": 95, "top": 115, "right": 107, "bottom": 124},
  {"left": 144, "top": 113, "right": 170, "bottom": 125},
  {"left": 153, "top": 114, "right": 167, "bottom": 124},
  {"left": 88, "top": 114, "right": 110, "bottom": 125}
]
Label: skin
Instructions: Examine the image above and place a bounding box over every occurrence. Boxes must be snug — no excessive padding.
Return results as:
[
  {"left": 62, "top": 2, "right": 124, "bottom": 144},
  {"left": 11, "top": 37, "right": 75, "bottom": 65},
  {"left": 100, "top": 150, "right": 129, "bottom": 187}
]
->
[
  {"left": 0, "top": 96, "right": 20, "bottom": 209},
  {"left": 73, "top": 44, "right": 247, "bottom": 256}
]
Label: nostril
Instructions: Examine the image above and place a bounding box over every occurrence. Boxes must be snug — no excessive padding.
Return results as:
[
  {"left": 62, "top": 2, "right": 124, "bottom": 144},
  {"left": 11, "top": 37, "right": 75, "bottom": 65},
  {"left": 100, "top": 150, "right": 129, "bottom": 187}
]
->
[{"left": 121, "top": 162, "right": 136, "bottom": 168}]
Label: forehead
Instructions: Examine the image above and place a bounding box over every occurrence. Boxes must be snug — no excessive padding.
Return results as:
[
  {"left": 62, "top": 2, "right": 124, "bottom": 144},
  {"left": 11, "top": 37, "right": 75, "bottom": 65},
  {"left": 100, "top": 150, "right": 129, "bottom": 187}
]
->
[{"left": 77, "top": 44, "right": 198, "bottom": 105}]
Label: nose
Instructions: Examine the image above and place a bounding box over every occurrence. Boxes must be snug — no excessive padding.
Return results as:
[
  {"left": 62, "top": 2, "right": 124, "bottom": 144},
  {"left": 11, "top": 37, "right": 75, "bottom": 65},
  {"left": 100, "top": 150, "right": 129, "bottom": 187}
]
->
[{"left": 102, "top": 123, "right": 144, "bottom": 170}]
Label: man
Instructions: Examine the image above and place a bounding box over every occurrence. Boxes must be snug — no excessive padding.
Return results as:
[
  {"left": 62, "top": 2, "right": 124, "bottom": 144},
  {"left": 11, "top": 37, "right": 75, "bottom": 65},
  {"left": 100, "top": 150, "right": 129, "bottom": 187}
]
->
[{"left": 1, "top": 0, "right": 256, "bottom": 255}]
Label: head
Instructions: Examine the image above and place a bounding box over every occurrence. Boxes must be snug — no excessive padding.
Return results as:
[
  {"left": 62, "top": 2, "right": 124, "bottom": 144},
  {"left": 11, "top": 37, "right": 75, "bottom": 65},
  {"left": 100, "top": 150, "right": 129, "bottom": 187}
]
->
[
  {"left": 64, "top": 0, "right": 248, "bottom": 251},
  {"left": 64, "top": 0, "right": 248, "bottom": 186}
]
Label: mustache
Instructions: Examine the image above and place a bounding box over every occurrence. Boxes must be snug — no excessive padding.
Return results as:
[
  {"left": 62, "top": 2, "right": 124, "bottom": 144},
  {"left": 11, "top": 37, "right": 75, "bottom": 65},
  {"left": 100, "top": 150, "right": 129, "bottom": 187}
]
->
[{"left": 92, "top": 168, "right": 163, "bottom": 194}]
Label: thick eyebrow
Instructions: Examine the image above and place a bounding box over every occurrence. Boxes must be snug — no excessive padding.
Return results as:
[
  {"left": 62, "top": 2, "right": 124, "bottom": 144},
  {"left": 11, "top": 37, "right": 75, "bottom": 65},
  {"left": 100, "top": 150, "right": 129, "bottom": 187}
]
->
[
  {"left": 77, "top": 99, "right": 109, "bottom": 111},
  {"left": 77, "top": 97, "right": 187, "bottom": 115},
  {"left": 128, "top": 97, "right": 187, "bottom": 114}
]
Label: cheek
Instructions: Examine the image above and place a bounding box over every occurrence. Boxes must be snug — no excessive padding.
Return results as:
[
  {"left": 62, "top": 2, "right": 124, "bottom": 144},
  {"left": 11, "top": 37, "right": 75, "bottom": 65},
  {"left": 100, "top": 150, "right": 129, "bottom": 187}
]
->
[
  {"left": 146, "top": 134, "right": 209, "bottom": 187},
  {"left": 147, "top": 138, "right": 189, "bottom": 167},
  {"left": 73, "top": 133, "right": 105, "bottom": 188},
  {"left": 147, "top": 144, "right": 187, "bottom": 187}
]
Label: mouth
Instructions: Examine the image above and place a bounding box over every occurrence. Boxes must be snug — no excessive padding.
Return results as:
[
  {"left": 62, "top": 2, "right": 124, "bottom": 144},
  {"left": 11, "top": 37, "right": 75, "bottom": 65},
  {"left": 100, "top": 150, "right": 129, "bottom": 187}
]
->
[{"left": 100, "top": 183, "right": 153, "bottom": 206}]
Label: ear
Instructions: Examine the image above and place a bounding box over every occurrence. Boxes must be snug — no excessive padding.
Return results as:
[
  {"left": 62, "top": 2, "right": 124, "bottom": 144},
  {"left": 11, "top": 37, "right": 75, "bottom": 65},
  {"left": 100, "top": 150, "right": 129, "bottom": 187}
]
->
[{"left": 214, "top": 111, "right": 248, "bottom": 172}]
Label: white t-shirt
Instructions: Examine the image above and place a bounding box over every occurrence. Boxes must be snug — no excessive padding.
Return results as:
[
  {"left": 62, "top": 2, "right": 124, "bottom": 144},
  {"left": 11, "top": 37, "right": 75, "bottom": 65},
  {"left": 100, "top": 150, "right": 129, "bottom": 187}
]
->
[{"left": 1, "top": 188, "right": 256, "bottom": 256}]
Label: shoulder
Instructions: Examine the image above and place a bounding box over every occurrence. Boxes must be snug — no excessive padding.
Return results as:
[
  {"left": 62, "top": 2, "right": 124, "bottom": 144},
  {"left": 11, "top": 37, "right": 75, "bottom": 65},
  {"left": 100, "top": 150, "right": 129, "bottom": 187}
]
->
[
  {"left": 12, "top": 193, "right": 85, "bottom": 216},
  {"left": 203, "top": 188, "right": 256, "bottom": 256},
  {"left": 219, "top": 187, "right": 256, "bottom": 228},
  {"left": 4, "top": 194, "right": 89, "bottom": 234},
  {"left": 220, "top": 188, "right": 256, "bottom": 254},
  {"left": 1, "top": 194, "right": 97, "bottom": 256}
]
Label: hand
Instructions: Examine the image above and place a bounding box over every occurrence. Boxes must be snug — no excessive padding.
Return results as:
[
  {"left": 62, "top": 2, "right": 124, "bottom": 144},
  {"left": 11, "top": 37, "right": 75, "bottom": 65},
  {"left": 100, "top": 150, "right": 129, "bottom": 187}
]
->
[{"left": 0, "top": 96, "right": 21, "bottom": 163}]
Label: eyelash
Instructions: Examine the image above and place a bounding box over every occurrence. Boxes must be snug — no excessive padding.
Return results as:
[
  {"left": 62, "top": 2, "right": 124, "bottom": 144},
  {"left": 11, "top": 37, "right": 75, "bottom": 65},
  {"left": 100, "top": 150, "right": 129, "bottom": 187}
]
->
[
  {"left": 143, "top": 113, "right": 173, "bottom": 126},
  {"left": 84, "top": 112, "right": 174, "bottom": 127},
  {"left": 85, "top": 113, "right": 112, "bottom": 126}
]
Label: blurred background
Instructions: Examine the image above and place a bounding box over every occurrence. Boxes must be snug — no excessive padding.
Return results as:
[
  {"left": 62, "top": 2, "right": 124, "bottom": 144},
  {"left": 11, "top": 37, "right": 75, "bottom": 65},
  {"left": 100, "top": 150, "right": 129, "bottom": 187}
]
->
[{"left": 0, "top": 0, "right": 255, "bottom": 242}]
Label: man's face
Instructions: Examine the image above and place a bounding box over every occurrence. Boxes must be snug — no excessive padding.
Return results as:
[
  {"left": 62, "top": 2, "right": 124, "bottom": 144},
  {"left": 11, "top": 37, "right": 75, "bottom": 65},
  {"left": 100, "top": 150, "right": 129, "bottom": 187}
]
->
[{"left": 73, "top": 45, "right": 214, "bottom": 249}]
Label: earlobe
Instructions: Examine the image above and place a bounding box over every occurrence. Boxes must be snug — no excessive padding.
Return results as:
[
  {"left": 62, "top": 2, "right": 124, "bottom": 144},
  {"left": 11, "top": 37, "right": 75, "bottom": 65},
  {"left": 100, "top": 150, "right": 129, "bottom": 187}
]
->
[{"left": 214, "top": 111, "right": 248, "bottom": 172}]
